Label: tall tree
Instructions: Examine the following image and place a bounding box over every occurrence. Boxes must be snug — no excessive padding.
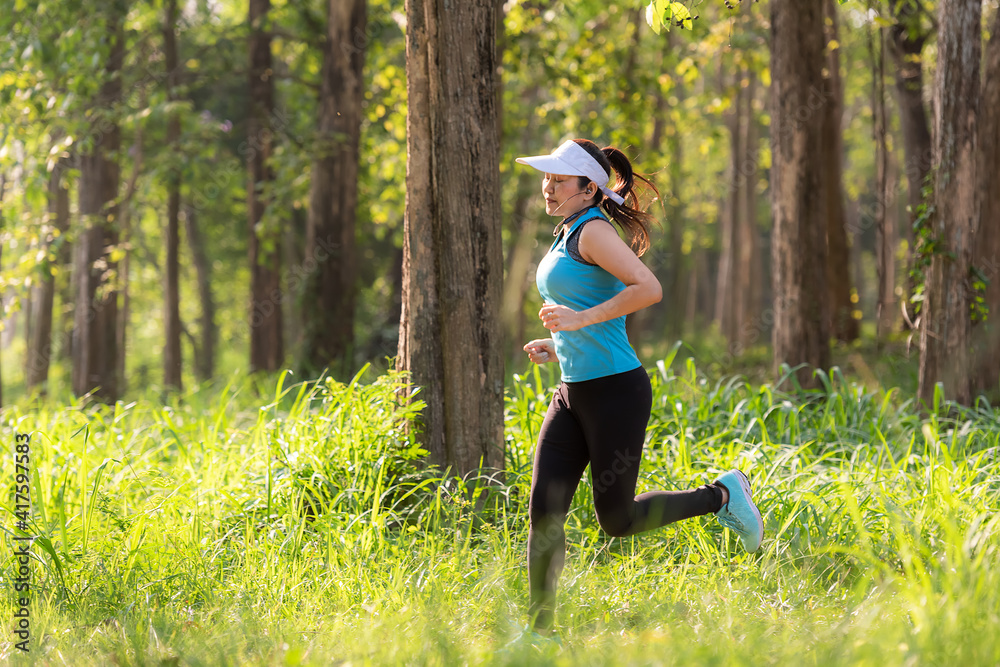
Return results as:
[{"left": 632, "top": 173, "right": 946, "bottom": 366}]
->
[
  {"left": 399, "top": 0, "right": 505, "bottom": 476},
  {"left": 769, "top": 0, "right": 830, "bottom": 388},
  {"left": 735, "top": 70, "right": 761, "bottom": 351},
  {"left": 822, "top": 0, "right": 858, "bottom": 343},
  {"left": 184, "top": 205, "right": 216, "bottom": 382},
  {"left": 302, "top": 0, "right": 366, "bottom": 376},
  {"left": 918, "top": 0, "right": 981, "bottom": 406},
  {"left": 869, "top": 17, "right": 894, "bottom": 337},
  {"left": 972, "top": 8, "right": 1000, "bottom": 396},
  {"left": 26, "top": 141, "right": 70, "bottom": 394},
  {"left": 72, "top": 4, "right": 124, "bottom": 402},
  {"left": 248, "top": 0, "right": 283, "bottom": 373},
  {"left": 887, "top": 0, "right": 934, "bottom": 326},
  {"left": 163, "top": 0, "right": 183, "bottom": 390},
  {"left": 715, "top": 67, "right": 743, "bottom": 344}
]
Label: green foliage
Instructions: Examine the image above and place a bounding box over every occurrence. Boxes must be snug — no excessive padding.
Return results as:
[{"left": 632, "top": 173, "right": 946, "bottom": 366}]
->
[
  {"left": 645, "top": 0, "right": 699, "bottom": 33},
  {"left": 902, "top": 166, "right": 989, "bottom": 330},
  {"left": 969, "top": 265, "right": 989, "bottom": 323},
  {"left": 2, "top": 359, "right": 999, "bottom": 663},
  {"left": 907, "top": 179, "right": 936, "bottom": 316}
]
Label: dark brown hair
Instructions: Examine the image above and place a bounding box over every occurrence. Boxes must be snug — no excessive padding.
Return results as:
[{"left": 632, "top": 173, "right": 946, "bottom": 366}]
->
[{"left": 573, "top": 138, "right": 659, "bottom": 256}]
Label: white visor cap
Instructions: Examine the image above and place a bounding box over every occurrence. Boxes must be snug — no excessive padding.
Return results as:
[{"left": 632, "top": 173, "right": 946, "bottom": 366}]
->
[{"left": 515, "top": 140, "right": 626, "bottom": 205}]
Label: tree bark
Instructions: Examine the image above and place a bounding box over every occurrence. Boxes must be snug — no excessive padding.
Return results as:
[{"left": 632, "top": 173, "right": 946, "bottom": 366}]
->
[
  {"left": 73, "top": 7, "right": 124, "bottom": 402},
  {"left": 399, "top": 0, "right": 505, "bottom": 476},
  {"left": 248, "top": 0, "right": 283, "bottom": 373},
  {"left": 972, "top": 8, "right": 1000, "bottom": 397},
  {"left": 731, "top": 0, "right": 762, "bottom": 352},
  {"left": 26, "top": 146, "right": 70, "bottom": 394},
  {"left": 285, "top": 205, "right": 306, "bottom": 359},
  {"left": 302, "top": 0, "right": 365, "bottom": 376},
  {"left": 163, "top": 0, "right": 183, "bottom": 391},
  {"left": 882, "top": 142, "right": 899, "bottom": 332},
  {"left": 736, "top": 71, "right": 761, "bottom": 351},
  {"left": 870, "top": 21, "right": 893, "bottom": 338},
  {"left": 183, "top": 204, "right": 216, "bottom": 382},
  {"left": 769, "top": 0, "right": 830, "bottom": 388},
  {"left": 887, "top": 0, "right": 934, "bottom": 328},
  {"left": 716, "top": 71, "right": 743, "bottom": 343},
  {"left": 823, "top": 0, "right": 858, "bottom": 344},
  {"left": 918, "top": 0, "right": 981, "bottom": 407}
]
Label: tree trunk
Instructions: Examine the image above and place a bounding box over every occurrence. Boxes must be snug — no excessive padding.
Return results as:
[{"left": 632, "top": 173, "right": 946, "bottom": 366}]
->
[
  {"left": 736, "top": 71, "right": 760, "bottom": 352},
  {"left": 918, "top": 0, "right": 981, "bottom": 407},
  {"left": 888, "top": 0, "right": 933, "bottom": 328},
  {"left": 163, "top": 0, "right": 183, "bottom": 391},
  {"left": 716, "top": 72, "right": 743, "bottom": 343},
  {"left": 60, "top": 160, "right": 77, "bottom": 369},
  {"left": 399, "top": 0, "right": 505, "bottom": 476},
  {"left": 26, "top": 147, "right": 70, "bottom": 393},
  {"left": 972, "top": 8, "right": 1000, "bottom": 397},
  {"left": 183, "top": 204, "right": 216, "bottom": 382},
  {"left": 73, "top": 8, "right": 123, "bottom": 402},
  {"left": 285, "top": 205, "right": 306, "bottom": 359},
  {"left": 248, "top": 0, "right": 283, "bottom": 373},
  {"left": 870, "top": 21, "right": 893, "bottom": 338},
  {"left": 823, "top": 0, "right": 858, "bottom": 344},
  {"left": 303, "top": 0, "right": 365, "bottom": 376},
  {"left": 882, "top": 142, "right": 899, "bottom": 332},
  {"left": 769, "top": 0, "right": 830, "bottom": 388}
]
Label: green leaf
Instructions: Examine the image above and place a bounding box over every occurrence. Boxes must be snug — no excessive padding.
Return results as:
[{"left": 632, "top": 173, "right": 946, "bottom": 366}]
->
[
  {"left": 646, "top": 1, "right": 661, "bottom": 35},
  {"left": 669, "top": 2, "right": 691, "bottom": 21}
]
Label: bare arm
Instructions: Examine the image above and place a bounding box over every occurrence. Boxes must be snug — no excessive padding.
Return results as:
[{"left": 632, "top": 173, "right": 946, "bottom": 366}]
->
[{"left": 539, "top": 221, "right": 661, "bottom": 332}]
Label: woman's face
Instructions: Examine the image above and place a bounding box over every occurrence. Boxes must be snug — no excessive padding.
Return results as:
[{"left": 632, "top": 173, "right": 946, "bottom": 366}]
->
[{"left": 542, "top": 173, "right": 592, "bottom": 217}]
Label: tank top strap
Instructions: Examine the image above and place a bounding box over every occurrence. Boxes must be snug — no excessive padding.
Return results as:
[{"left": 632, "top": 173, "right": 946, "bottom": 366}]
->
[
  {"left": 562, "top": 206, "right": 607, "bottom": 241},
  {"left": 564, "top": 208, "right": 606, "bottom": 238}
]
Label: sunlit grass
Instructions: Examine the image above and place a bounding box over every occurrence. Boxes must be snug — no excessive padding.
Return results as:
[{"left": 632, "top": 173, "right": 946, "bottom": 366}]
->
[{"left": 1, "top": 354, "right": 999, "bottom": 665}]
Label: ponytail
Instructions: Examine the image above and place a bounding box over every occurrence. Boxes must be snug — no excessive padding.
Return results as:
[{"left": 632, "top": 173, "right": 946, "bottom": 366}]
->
[{"left": 573, "top": 139, "right": 659, "bottom": 256}]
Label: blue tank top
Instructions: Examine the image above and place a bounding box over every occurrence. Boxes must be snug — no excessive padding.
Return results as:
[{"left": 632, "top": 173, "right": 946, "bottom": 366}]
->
[{"left": 535, "top": 207, "right": 643, "bottom": 382}]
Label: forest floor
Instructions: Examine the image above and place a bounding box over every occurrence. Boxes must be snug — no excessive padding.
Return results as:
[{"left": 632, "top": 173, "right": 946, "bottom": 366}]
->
[{"left": 1, "top": 337, "right": 999, "bottom": 665}]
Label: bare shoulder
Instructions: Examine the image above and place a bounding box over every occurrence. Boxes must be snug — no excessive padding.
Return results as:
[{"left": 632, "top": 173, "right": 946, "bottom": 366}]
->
[{"left": 577, "top": 216, "right": 631, "bottom": 264}]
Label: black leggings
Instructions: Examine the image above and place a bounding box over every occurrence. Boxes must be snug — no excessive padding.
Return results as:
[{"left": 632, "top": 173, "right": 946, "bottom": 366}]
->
[{"left": 527, "top": 366, "right": 723, "bottom": 630}]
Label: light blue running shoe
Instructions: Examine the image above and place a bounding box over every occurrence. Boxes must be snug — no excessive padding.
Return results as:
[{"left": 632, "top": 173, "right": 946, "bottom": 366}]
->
[{"left": 714, "top": 469, "right": 763, "bottom": 552}]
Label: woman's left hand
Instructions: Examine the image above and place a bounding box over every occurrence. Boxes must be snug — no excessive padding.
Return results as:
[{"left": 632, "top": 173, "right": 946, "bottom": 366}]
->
[{"left": 539, "top": 303, "right": 588, "bottom": 332}]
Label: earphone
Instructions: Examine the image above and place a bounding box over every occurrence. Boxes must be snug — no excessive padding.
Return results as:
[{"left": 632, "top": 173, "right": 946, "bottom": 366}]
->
[{"left": 551, "top": 188, "right": 594, "bottom": 214}]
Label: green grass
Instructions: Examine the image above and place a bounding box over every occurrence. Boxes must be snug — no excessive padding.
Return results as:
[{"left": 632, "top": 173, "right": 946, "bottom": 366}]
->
[{"left": 1, "top": 353, "right": 999, "bottom": 665}]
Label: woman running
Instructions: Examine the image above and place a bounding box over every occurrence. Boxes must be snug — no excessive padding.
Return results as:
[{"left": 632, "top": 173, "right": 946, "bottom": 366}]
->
[{"left": 516, "top": 139, "right": 764, "bottom": 633}]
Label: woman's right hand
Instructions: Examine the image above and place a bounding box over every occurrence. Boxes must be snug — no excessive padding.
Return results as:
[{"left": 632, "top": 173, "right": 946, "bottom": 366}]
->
[{"left": 523, "top": 338, "right": 556, "bottom": 365}]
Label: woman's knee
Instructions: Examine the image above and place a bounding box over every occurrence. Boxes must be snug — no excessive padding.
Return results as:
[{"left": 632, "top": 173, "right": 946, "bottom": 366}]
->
[{"left": 594, "top": 504, "right": 633, "bottom": 538}]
